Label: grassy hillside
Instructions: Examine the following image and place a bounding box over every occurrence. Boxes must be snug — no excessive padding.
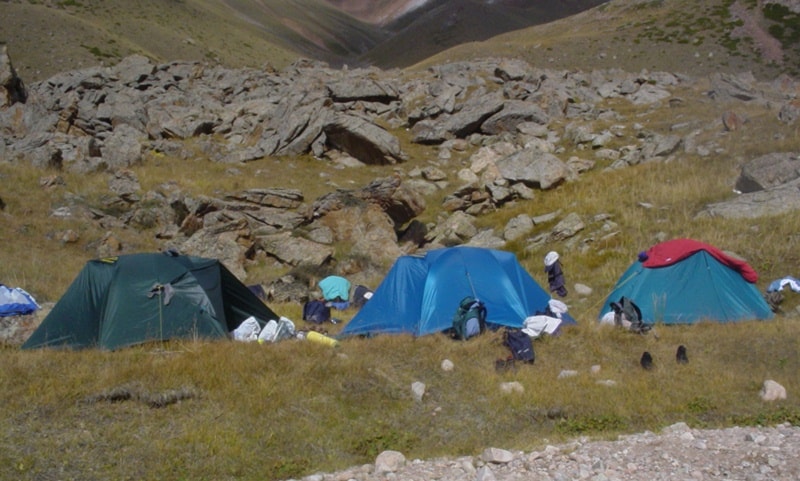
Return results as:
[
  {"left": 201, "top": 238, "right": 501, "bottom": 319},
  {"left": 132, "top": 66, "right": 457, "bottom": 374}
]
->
[
  {"left": 5, "top": 0, "right": 793, "bottom": 85},
  {"left": 1, "top": 1, "right": 800, "bottom": 480},
  {"left": 361, "top": 0, "right": 608, "bottom": 68},
  {"left": 0, "top": 0, "right": 385, "bottom": 83},
  {"left": 2, "top": 58, "right": 800, "bottom": 479},
  {"left": 417, "top": 0, "right": 797, "bottom": 80}
]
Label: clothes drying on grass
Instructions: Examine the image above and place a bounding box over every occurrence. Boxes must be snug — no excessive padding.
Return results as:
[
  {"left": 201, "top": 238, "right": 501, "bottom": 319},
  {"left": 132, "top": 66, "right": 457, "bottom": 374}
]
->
[
  {"left": 522, "top": 299, "right": 572, "bottom": 338},
  {"left": 767, "top": 276, "right": 800, "bottom": 293},
  {"left": 544, "top": 251, "right": 567, "bottom": 297},
  {"left": 318, "top": 276, "right": 351, "bottom": 310},
  {"left": 318, "top": 276, "right": 350, "bottom": 302},
  {"left": 0, "top": 284, "right": 39, "bottom": 317}
]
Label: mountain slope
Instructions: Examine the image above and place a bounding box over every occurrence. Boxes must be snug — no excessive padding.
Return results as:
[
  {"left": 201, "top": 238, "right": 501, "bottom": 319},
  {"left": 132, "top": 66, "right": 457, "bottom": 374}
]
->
[
  {"left": 0, "top": 0, "right": 296, "bottom": 82},
  {"left": 321, "top": 0, "right": 430, "bottom": 25},
  {"left": 1, "top": 0, "right": 796, "bottom": 84},
  {"left": 415, "top": 0, "right": 798, "bottom": 80},
  {"left": 361, "top": 0, "right": 608, "bottom": 68},
  {"left": 1, "top": 0, "right": 607, "bottom": 83},
  {"left": 0, "top": 0, "right": 386, "bottom": 83}
]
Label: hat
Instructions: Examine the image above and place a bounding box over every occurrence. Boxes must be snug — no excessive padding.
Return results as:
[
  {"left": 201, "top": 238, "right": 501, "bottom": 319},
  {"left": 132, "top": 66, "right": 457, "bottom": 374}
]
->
[{"left": 544, "top": 251, "right": 559, "bottom": 267}]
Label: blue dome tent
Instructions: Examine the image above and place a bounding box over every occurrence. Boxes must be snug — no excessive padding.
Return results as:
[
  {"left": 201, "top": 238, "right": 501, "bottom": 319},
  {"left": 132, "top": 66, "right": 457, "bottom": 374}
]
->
[{"left": 340, "top": 246, "right": 565, "bottom": 337}]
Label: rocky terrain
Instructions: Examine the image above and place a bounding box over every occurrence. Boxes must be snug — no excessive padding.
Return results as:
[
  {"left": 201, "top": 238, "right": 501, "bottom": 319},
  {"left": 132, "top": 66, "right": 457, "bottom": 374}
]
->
[
  {"left": 2, "top": 46, "right": 799, "bottom": 304},
  {"left": 292, "top": 422, "right": 800, "bottom": 481},
  {"left": 2, "top": 4, "right": 799, "bottom": 479}
]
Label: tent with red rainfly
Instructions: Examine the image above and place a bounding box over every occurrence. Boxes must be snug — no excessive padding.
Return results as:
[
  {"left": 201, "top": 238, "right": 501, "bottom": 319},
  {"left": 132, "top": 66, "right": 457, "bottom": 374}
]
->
[{"left": 599, "top": 238, "right": 773, "bottom": 325}]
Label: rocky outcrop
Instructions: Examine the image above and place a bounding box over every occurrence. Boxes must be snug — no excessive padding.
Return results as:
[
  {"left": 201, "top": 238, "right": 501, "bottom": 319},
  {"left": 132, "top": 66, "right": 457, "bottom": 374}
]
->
[
  {"left": 735, "top": 152, "right": 800, "bottom": 193},
  {"left": 0, "top": 45, "right": 26, "bottom": 108},
  {"left": 2, "top": 52, "right": 800, "bottom": 290},
  {"left": 697, "top": 152, "right": 800, "bottom": 219}
]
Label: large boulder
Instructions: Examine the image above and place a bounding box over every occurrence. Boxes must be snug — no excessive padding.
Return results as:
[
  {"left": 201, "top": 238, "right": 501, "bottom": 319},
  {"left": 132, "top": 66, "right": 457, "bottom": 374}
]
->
[
  {"left": 697, "top": 177, "right": 800, "bottom": 219},
  {"left": 496, "top": 148, "right": 571, "bottom": 190},
  {"left": 735, "top": 152, "right": 800, "bottom": 193},
  {"left": 258, "top": 231, "right": 334, "bottom": 267},
  {"left": 0, "top": 45, "right": 26, "bottom": 108},
  {"left": 317, "top": 203, "right": 403, "bottom": 265},
  {"left": 323, "top": 114, "right": 407, "bottom": 165}
]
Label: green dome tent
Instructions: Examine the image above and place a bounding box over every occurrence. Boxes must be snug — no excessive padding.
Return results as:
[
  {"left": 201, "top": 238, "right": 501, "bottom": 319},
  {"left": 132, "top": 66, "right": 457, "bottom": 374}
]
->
[
  {"left": 598, "top": 239, "right": 773, "bottom": 325},
  {"left": 22, "top": 252, "right": 279, "bottom": 350}
]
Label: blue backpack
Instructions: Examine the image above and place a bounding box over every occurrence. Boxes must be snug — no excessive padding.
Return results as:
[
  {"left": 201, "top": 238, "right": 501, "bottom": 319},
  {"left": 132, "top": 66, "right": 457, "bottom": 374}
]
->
[{"left": 302, "top": 300, "right": 330, "bottom": 324}]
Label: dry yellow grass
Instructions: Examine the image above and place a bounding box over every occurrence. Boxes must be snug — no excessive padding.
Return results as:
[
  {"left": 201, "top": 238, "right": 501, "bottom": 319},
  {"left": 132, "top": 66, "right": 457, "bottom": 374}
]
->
[{"left": 2, "top": 2, "right": 800, "bottom": 479}]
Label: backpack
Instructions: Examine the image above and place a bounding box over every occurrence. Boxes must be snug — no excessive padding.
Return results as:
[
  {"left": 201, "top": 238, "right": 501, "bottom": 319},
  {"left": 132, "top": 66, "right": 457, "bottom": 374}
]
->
[
  {"left": 503, "top": 328, "right": 534, "bottom": 363},
  {"left": 610, "top": 296, "right": 650, "bottom": 334},
  {"left": 302, "top": 299, "right": 330, "bottom": 324},
  {"left": 352, "top": 285, "right": 373, "bottom": 309},
  {"left": 451, "top": 296, "right": 487, "bottom": 340}
]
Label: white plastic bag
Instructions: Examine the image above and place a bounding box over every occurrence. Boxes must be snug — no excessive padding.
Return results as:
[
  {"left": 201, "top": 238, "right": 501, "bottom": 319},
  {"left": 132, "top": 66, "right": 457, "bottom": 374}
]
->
[
  {"left": 258, "top": 320, "right": 278, "bottom": 343},
  {"left": 259, "top": 317, "right": 295, "bottom": 343},
  {"left": 233, "top": 316, "right": 261, "bottom": 341},
  {"left": 274, "top": 317, "right": 296, "bottom": 341}
]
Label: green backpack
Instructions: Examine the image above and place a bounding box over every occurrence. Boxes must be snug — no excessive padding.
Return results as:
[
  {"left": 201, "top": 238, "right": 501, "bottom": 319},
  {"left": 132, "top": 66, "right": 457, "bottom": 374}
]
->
[{"left": 451, "top": 296, "right": 487, "bottom": 340}]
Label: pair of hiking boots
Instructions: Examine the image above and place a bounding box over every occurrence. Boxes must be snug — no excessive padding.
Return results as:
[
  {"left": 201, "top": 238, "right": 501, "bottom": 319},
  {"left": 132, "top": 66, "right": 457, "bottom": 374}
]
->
[{"left": 641, "top": 345, "right": 688, "bottom": 370}]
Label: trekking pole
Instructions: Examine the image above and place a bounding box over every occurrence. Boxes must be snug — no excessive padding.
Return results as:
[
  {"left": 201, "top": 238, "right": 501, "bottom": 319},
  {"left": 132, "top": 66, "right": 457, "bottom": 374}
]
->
[
  {"left": 465, "top": 268, "right": 477, "bottom": 300},
  {"left": 158, "top": 288, "right": 164, "bottom": 342},
  {"left": 577, "top": 270, "right": 642, "bottom": 321}
]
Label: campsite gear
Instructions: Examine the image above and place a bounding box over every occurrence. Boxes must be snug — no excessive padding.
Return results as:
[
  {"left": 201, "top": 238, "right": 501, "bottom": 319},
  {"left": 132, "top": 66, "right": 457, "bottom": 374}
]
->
[
  {"left": 233, "top": 316, "right": 261, "bottom": 341},
  {"left": 610, "top": 296, "right": 650, "bottom": 334},
  {"left": 318, "top": 275, "right": 351, "bottom": 303},
  {"left": 302, "top": 299, "right": 331, "bottom": 324},
  {"left": 248, "top": 284, "right": 268, "bottom": 301},
  {"left": 767, "top": 276, "right": 800, "bottom": 293},
  {"left": 352, "top": 284, "right": 373, "bottom": 308},
  {"left": 22, "top": 253, "right": 280, "bottom": 350},
  {"left": 764, "top": 291, "right": 784, "bottom": 312},
  {"left": 503, "top": 328, "right": 534, "bottom": 363},
  {"left": 258, "top": 317, "right": 295, "bottom": 343},
  {"left": 305, "top": 330, "right": 339, "bottom": 347},
  {"left": 640, "top": 351, "right": 654, "bottom": 370},
  {"left": 328, "top": 300, "right": 350, "bottom": 310},
  {"left": 598, "top": 239, "right": 773, "bottom": 325},
  {"left": 259, "top": 320, "right": 277, "bottom": 344},
  {"left": 450, "top": 296, "right": 487, "bottom": 340},
  {"left": 523, "top": 298, "right": 575, "bottom": 338},
  {"left": 0, "top": 284, "right": 39, "bottom": 317},
  {"left": 495, "top": 356, "right": 517, "bottom": 372},
  {"left": 340, "top": 246, "right": 568, "bottom": 338},
  {"left": 521, "top": 315, "right": 562, "bottom": 339},
  {"left": 676, "top": 345, "right": 689, "bottom": 364},
  {"left": 544, "top": 252, "right": 567, "bottom": 297}
]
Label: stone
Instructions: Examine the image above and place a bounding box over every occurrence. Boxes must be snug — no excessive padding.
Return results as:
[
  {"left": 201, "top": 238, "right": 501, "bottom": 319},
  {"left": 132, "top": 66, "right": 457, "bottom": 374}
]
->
[
  {"left": 374, "top": 450, "right": 406, "bottom": 474},
  {"left": 411, "top": 381, "right": 426, "bottom": 402},
  {"left": 441, "top": 359, "right": 454, "bottom": 371},
  {"left": 481, "top": 447, "right": 513, "bottom": 464},
  {"left": 760, "top": 379, "right": 787, "bottom": 401},
  {"left": 499, "top": 382, "right": 524, "bottom": 394}
]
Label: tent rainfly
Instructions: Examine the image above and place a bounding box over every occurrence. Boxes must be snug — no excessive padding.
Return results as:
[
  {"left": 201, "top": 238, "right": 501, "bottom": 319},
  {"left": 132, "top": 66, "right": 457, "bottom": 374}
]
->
[
  {"left": 339, "top": 246, "right": 563, "bottom": 338},
  {"left": 598, "top": 238, "right": 773, "bottom": 325},
  {"left": 22, "top": 252, "right": 279, "bottom": 350}
]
